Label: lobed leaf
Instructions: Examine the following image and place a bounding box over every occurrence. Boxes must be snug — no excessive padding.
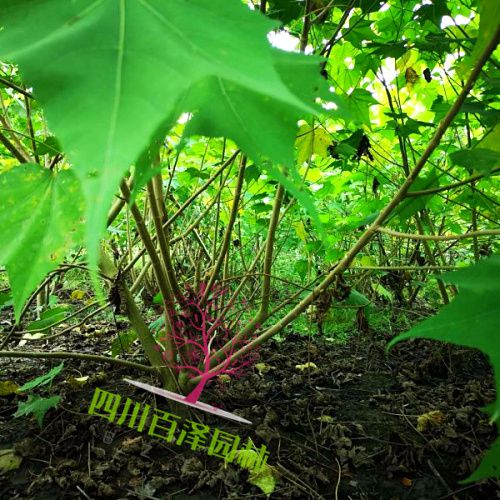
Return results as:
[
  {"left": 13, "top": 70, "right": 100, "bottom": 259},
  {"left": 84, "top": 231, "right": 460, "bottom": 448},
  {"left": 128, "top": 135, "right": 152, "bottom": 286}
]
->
[
  {"left": 0, "top": 0, "right": 324, "bottom": 273},
  {"left": 0, "top": 164, "right": 84, "bottom": 320}
]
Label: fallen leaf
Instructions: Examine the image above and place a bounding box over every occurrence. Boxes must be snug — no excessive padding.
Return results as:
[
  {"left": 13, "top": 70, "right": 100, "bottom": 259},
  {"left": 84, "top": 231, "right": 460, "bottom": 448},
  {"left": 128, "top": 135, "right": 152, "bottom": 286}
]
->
[
  {"left": 249, "top": 466, "right": 277, "bottom": 496},
  {"left": 66, "top": 376, "right": 89, "bottom": 388},
  {"left": 317, "top": 415, "right": 335, "bottom": 423},
  {"left": 70, "top": 290, "right": 86, "bottom": 300},
  {"left": 417, "top": 410, "right": 445, "bottom": 432},
  {"left": 255, "top": 363, "right": 273, "bottom": 375},
  {"left": 401, "top": 477, "right": 413, "bottom": 487},
  {"left": 0, "top": 449, "right": 22, "bottom": 473},
  {"left": 295, "top": 362, "right": 318, "bottom": 371},
  {"left": 0, "top": 380, "right": 19, "bottom": 396}
]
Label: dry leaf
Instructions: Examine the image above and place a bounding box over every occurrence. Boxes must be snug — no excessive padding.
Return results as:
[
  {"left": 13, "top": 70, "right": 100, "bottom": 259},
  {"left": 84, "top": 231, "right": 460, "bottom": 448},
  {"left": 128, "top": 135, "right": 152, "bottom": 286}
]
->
[
  {"left": 66, "top": 376, "right": 89, "bottom": 388},
  {"left": 417, "top": 410, "right": 445, "bottom": 432},
  {"left": 0, "top": 449, "right": 22, "bottom": 473},
  {"left": 405, "top": 67, "right": 418, "bottom": 85},
  {"left": 0, "top": 380, "right": 19, "bottom": 396},
  {"left": 401, "top": 477, "right": 413, "bottom": 487},
  {"left": 70, "top": 290, "right": 86, "bottom": 300},
  {"left": 295, "top": 362, "right": 318, "bottom": 371},
  {"left": 255, "top": 363, "right": 273, "bottom": 375}
]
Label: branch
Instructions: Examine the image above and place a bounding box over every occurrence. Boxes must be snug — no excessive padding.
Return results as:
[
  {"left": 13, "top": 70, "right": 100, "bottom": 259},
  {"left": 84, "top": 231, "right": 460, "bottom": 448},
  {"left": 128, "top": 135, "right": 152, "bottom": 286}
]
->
[
  {"left": 121, "top": 151, "right": 238, "bottom": 276},
  {"left": 377, "top": 227, "right": 500, "bottom": 241},
  {"left": 406, "top": 166, "right": 500, "bottom": 197},
  {"left": 0, "top": 76, "right": 33, "bottom": 98},
  {"left": 0, "top": 350, "right": 156, "bottom": 371},
  {"left": 0, "top": 129, "right": 29, "bottom": 163},
  {"left": 148, "top": 175, "right": 182, "bottom": 300},
  {"left": 203, "top": 155, "right": 246, "bottom": 301}
]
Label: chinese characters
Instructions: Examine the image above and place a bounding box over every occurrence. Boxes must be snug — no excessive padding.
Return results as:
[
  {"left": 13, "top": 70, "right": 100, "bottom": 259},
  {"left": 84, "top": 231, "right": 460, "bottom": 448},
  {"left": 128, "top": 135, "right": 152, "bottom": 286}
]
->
[{"left": 87, "top": 387, "right": 269, "bottom": 472}]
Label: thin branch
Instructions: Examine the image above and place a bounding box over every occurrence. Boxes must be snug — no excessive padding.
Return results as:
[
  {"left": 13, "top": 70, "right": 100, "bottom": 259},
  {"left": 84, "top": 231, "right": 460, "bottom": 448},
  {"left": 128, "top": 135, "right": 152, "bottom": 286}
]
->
[
  {"left": 203, "top": 155, "right": 246, "bottom": 301},
  {"left": 377, "top": 227, "right": 500, "bottom": 241},
  {"left": 121, "top": 151, "right": 238, "bottom": 275},
  {"left": 0, "top": 350, "right": 156, "bottom": 371},
  {"left": 406, "top": 166, "right": 500, "bottom": 197},
  {"left": 0, "top": 76, "right": 33, "bottom": 98},
  {"left": 0, "top": 129, "right": 29, "bottom": 163}
]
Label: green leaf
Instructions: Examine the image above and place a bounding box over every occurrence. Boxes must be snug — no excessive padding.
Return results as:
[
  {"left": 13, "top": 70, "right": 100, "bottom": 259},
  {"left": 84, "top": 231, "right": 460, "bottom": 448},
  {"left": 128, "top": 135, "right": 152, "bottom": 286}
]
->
[
  {"left": 0, "top": 0, "right": 322, "bottom": 273},
  {"left": 294, "top": 220, "right": 308, "bottom": 242},
  {"left": 331, "top": 89, "right": 378, "bottom": 127},
  {"left": 248, "top": 466, "right": 277, "bottom": 495},
  {"left": 388, "top": 256, "right": 500, "bottom": 482},
  {"left": 396, "top": 118, "right": 435, "bottom": 138},
  {"left": 0, "top": 291, "right": 13, "bottom": 310},
  {"left": 457, "top": 0, "right": 500, "bottom": 78},
  {"left": 267, "top": 0, "right": 303, "bottom": 24},
  {"left": 478, "top": 124, "right": 500, "bottom": 154},
  {"left": 152, "top": 292, "right": 163, "bottom": 305},
  {"left": 233, "top": 448, "right": 277, "bottom": 495},
  {"left": 344, "top": 289, "right": 371, "bottom": 307},
  {"left": 0, "top": 449, "right": 22, "bottom": 474},
  {"left": 413, "top": 0, "right": 451, "bottom": 26},
  {"left": 395, "top": 171, "right": 439, "bottom": 221},
  {"left": 0, "top": 164, "right": 84, "bottom": 320},
  {"left": 111, "top": 330, "right": 138, "bottom": 357},
  {"left": 465, "top": 436, "right": 500, "bottom": 483},
  {"left": 353, "top": 0, "right": 383, "bottom": 14},
  {"left": 26, "top": 306, "right": 71, "bottom": 332},
  {"left": 294, "top": 259, "right": 309, "bottom": 280},
  {"left": 449, "top": 148, "right": 499, "bottom": 175},
  {"left": 182, "top": 50, "right": 326, "bottom": 169},
  {"left": 34, "top": 136, "right": 61, "bottom": 157},
  {"left": 14, "top": 394, "right": 61, "bottom": 426},
  {"left": 26, "top": 313, "right": 67, "bottom": 332},
  {"left": 295, "top": 123, "right": 331, "bottom": 165},
  {"left": 17, "top": 362, "right": 64, "bottom": 392},
  {"left": 150, "top": 316, "right": 165, "bottom": 333},
  {"left": 244, "top": 164, "right": 261, "bottom": 184},
  {"left": 367, "top": 41, "right": 407, "bottom": 59}
]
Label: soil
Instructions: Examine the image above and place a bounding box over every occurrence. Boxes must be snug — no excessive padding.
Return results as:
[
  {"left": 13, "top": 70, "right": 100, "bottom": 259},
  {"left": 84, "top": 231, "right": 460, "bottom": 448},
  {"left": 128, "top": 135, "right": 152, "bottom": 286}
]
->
[{"left": 1, "top": 317, "right": 499, "bottom": 499}]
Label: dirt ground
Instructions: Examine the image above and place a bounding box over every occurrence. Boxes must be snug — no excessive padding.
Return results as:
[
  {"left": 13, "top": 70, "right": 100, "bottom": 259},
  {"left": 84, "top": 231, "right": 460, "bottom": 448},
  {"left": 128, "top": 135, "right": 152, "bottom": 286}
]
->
[{"left": 1, "top": 318, "right": 499, "bottom": 499}]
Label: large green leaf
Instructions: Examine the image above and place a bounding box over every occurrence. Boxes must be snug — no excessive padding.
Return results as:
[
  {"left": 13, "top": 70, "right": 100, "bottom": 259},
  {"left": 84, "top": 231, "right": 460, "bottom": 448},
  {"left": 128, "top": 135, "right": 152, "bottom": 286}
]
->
[
  {"left": 0, "top": 164, "right": 84, "bottom": 319},
  {"left": 330, "top": 89, "right": 378, "bottom": 127},
  {"left": 388, "top": 256, "right": 500, "bottom": 482},
  {"left": 26, "top": 306, "right": 72, "bottom": 332},
  {"left": 183, "top": 50, "right": 326, "bottom": 168},
  {"left": 295, "top": 122, "right": 331, "bottom": 165},
  {"left": 394, "top": 171, "right": 440, "bottom": 221},
  {"left": 0, "top": 0, "right": 322, "bottom": 269},
  {"left": 449, "top": 148, "right": 499, "bottom": 175},
  {"left": 457, "top": 0, "right": 500, "bottom": 78}
]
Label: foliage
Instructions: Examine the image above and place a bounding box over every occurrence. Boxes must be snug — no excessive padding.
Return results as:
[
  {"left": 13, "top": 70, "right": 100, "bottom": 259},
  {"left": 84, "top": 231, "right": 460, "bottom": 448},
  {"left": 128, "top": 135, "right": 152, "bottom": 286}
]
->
[
  {"left": 14, "top": 394, "right": 61, "bottom": 427},
  {"left": 0, "top": 164, "right": 84, "bottom": 319},
  {"left": 14, "top": 362, "right": 64, "bottom": 426}
]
